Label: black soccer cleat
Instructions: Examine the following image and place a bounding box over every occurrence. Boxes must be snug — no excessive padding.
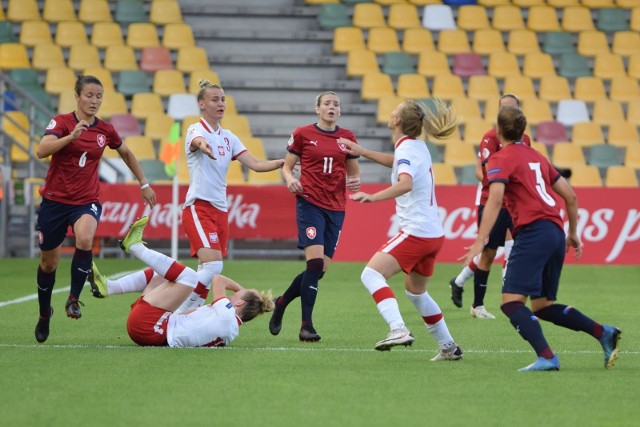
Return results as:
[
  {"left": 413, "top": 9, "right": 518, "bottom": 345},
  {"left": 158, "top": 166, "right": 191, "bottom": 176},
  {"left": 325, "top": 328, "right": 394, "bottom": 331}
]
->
[
  {"left": 269, "top": 296, "right": 285, "bottom": 336},
  {"left": 299, "top": 328, "right": 321, "bottom": 342},
  {"left": 35, "top": 307, "right": 54, "bottom": 343},
  {"left": 450, "top": 277, "right": 464, "bottom": 308},
  {"left": 65, "top": 298, "right": 84, "bottom": 319}
]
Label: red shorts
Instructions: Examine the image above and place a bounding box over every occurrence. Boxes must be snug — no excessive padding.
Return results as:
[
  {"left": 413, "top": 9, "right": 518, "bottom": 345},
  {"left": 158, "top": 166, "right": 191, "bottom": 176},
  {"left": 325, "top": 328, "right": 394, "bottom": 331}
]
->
[
  {"left": 182, "top": 199, "right": 229, "bottom": 257},
  {"left": 378, "top": 232, "right": 444, "bottom": 277},
  {"left": 126, "top": 297, "right": 170, "bottom": 346}
]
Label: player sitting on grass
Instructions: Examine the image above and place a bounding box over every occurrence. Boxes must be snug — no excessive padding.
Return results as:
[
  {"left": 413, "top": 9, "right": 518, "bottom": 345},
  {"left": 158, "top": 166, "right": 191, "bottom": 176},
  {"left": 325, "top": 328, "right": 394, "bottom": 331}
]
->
[{"left": 90, "top": 216, "right": 274, "bottom": 347}]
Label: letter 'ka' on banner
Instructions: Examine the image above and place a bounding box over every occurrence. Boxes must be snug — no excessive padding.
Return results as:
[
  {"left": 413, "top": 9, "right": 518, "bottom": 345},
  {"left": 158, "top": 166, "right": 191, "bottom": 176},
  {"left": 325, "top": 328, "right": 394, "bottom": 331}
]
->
[{"left": 159, "top": 122, "right": 181, "bottom": 178}]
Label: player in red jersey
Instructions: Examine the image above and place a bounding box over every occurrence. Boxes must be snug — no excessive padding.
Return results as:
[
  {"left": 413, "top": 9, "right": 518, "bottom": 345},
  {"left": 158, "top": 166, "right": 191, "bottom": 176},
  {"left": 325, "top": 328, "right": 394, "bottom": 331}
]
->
[
  {"left": 34, "top": 75, "right": 156, "bottom": 343},
  {"left": 269, "top": 91, "right": 360, "bottom": 342},
  {"left": 462, "top": 106, "right": 621, "bottom": 371}
]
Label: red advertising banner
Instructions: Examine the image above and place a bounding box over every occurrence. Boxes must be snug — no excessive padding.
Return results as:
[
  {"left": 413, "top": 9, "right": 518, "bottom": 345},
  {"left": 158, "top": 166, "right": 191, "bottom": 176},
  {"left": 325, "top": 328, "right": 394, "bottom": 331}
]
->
[{"left": 97, "top": 184, "right": 640, "bottom": 265}]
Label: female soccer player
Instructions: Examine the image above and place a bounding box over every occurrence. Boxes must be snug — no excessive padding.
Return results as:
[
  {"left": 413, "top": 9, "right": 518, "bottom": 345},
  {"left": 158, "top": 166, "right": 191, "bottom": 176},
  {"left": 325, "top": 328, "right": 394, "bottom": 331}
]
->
[
  {"left": 268, "top": 91, "right": 360, "bottom": 342},
  {"left": 341, "top": 98, "right": 463, "bottom": 361},
  {"left": 34, "top": 75, "right": 156, "bottom": 343},
  {"left": 181, "top": 80, "right": 283, "bottom": 314},
  {"left": 462, "top": 106, "right": 621, "bottom": 371}
]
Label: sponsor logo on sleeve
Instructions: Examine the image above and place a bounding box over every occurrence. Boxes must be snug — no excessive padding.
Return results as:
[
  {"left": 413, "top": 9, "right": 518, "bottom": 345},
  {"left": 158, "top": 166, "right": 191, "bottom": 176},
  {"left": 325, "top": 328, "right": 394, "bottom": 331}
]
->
[{"left": 488, "top": 168, "right": 501, "bottom": 176}]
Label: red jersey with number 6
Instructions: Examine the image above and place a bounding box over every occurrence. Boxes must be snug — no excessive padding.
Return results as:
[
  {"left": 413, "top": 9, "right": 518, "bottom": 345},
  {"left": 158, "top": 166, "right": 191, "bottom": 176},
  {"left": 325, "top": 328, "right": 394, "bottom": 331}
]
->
[
  {"left": 485, "top": 142, "right": 563, "bottom": 235},
  {"left": 287, "top": 124, "right": 358, "bottom": 211},
  {"left": 40, "top": 112, "right": 122, "bottom": 205}
]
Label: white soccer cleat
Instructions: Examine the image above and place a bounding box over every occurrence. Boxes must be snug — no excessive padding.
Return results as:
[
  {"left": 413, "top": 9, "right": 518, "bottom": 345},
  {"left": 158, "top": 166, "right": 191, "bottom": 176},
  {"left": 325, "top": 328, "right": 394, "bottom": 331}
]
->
[
  {"left": 374, "top": 327, "right": 415, "bottom": 351},
  {"left": 430, "top": 345, "right": 463, "bottom": 361},
  {"left": 470, "top": 305, "right": 496, "bottom": 319}
]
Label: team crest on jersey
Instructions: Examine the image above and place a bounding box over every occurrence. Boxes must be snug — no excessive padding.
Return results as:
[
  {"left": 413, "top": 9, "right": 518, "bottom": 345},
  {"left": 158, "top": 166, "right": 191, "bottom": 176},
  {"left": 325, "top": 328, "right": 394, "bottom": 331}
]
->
[
  {"left": 97, "top": 134, "right": 106, "bottom": 147},
  {"left": 46, "top": 119, "right": 56, "bottom": 130},
  {"left": 209, "top": 232, "right": 219, "bottom": 243},
  {"left": 337, "top": 142, "right": 347, "bottom": 151},
  {"left": 287, "top": 135, "right": 294, "bottom": 146},
  {"left": 306, "top": 227, "right": 317, "bottom": 239},
  {"left": 481, "top": 147, "right": 491, "bottom": 159}
]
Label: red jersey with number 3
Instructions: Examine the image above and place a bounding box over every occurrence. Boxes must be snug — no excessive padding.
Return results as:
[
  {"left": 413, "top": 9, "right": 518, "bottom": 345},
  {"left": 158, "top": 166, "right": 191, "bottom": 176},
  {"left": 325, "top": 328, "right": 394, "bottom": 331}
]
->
[
  {"left": 287, "top": 124, "right": 358, "bottom": 211},
  {"left": 40, "top": 112, "right": 122, "bottom": 204},
  {"left": 486, "top": 142, "right": 563, "bottom": 235}
]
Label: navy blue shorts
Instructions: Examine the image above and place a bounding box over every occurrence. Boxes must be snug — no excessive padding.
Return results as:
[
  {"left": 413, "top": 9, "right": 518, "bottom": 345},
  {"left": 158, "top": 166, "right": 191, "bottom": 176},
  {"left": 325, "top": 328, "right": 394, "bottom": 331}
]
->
[
  {"left": 295, "top": 197, "right": 345, "bottom": 258},
  {"left": 36, "top": 198, "right": 102, "bottom": 251},
  {"left": 503, "top": 220, "right": 565, "bottom": 300},
  {"left": 478, "top": 205, "right": 513, "bottom": 249}
]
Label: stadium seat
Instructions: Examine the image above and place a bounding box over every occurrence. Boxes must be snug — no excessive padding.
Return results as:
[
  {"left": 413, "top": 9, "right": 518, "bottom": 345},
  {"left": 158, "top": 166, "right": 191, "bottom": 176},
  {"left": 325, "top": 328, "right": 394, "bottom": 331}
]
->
[
  {"left": 333, "top": 27, "right": 365, "bottom": 54},
  {"left": 0, "top": 43, "right": 30, "bottom": 69},
  {"left": 492, "top": 5, "right": 525, "bottom": 31},
  {"left": 43, "top": 0, "right": 77, "bottom": 22},
  {"left": 632, "top": 7, "right": 640, "bottom": 32},
  {"left": 452, "top": 97, "right": 482, "bottom": 123},
  {"left": 587, "top": 143, "right": 623, "bottom": 168},
  {"left": 82, "top": 67, "right": 115, "bottom": 92},
  {"left": 3, "top": 111, "right": 31, "bottom": 161},
  {"left": 538, "top": 76, "right": 572, "bottom": 102},
  {"left": 457, "top": 5, "right": 490, "bottom": 31},
  {"left": 44, "top": 67, "right": 76, "bottom": 95},
  {"left": 402, "top": 28, "right": 435, "bottom": 54},
  {"left": 484, "top": 98, "right": 500, "bottom": 122},
  {"left": 536, "top": 120, "right": 568, "bottom": 146},
  {"left": 572, "top": 122, "right": 605, "bottom": 146},
  {"left": 562, "top": 6, "right": 595, "bottom": 32},
  {"left": 139, "top": 159, "right": 169, "bottom": 183},
  {"left": 188, "top": 69, "right": 221, "bottom": 93},
  {"left": 417, "top": 51, "right": 451, "bottom": 77},
  {"left": 431, "top": 163, "right": 457, "bottom": 185},
  {"left": 110, "top": 113, "right": 142, "bottom": 138},
  {"left": 7, "top": 0, "right": 40, "bottom": 21},
  {"left": 127, "top": 23, "right": 161, "bottom": 48},
  {"left": 152, "top": 69, "right": 187, "bottom": 96},
  {"left": 367, "top": 27, "right": 401, "bottom": 54},
  {"left": 444, "top": 143, "right": 477, "bottom": 166},
  {"left": 487, "top": 52, "right": 520, "bottom": 78},
  {"left": 104, "top": 45, "right": 138, "bottom": 72},
  {"left": 422, "top": 5, "right": 457, "bottom": 30},
  {"left": 503, "top": 75, "right": 536, "bottom": 101},
  {"left": 569, "top": 164, "right": 603, "bottom": 187},
  {"left": 180, "top": 114, "right": 201, "bottom": 137},
  {"left": 122, "top": 135, "right": 156, "bottom": 160},
  {"left": 10, "top": 68, "right": 39, "bottom": 91},
  {"left": 457, "top": 164, "right": 480, "bottom": 185},
  {"left": 242, "top": 136, "right": 267, "bottom": 159},
  {"left": 522, "top": 97, "right": 553, "bottom": 125},
  {"left": 596, "top": 7, "right": 629, "bottom": 32},
  {"left": 604, "top": 165, "right": 639, "bottom": 187},
  {"left": 118, "top": 71, "right": 151, "bottom": 97},
  {"left": 55, "top": 89, "right": 77, "bottom": 112},
  {"left": 472, "top": 29, "right": 505, "bottom": 55},
  {"left": 98, "top": 92, "right": 128, "bottom": 119},
  {"left": 20, "top": 20, "right": 53, "bottom": 46},
  {"left": 507, "top": 29, "right": 541, "bottom": 55},
  {"left": 593, "top": 53, "right": 626, "bottom": 80},
  {"left": 31, "top": 43, "right": 65, "bottom": 70},
  {"left": 144, "top": 112, "right": 174, "bottom": 141},
  {"left": 131, "top": 93, "right": 164, "bottom": 120},
  {"left": 226, "top": 161, "right": 246, "bottom": 185},
  {"left": 360, "top": 72, "right": 395, "bottom": 101},
  {"left": 247, "top": 169, "right": 281, "bottom": 185},
  {"left": 607, "top": 122, "right": 639, "bottom": 147},
  {"left": 531, "top": 141, "right": 550, "bottom": 159},
  {"left": 0, "top": 22, "right": 17, "bottom": 43},
  {"left": 611, "top": 32, "right": 640, "bottom": 57},
  {"left": 513, "top": 0, "right": 546, "bottom": 5},
  {"left": 463, "top": 118, "right": 493, "bottom": 144},
  {"left": 432, "top": 74, "right": 466, "bottom": 100},
  {"left": 425, "top": 141, "right": 444, "bottom": 163},
  {"left": 346, "top": 49, "right": 380, "bottom": 77},
  {"left": 627, "top": 99, "right": 640, "bottom": 125},
  {"left": 149, "top": 0, "right": 183, "bottom": 25},
  {"left": 79, "top": 0, "right": 113, "bottom": 23},
  {"left": 396, "top": 74, "right": 429, "bottom": 99},
  {"left": 609, "top": 76, "right": 640, "bottom": 104},
  {"left": 628, "top": 54, "right": 640, "bottom": 79},
  {"left": 523, "top": 52, "right": 556, "bottom": 79},
  {"left": 352, "top": 4, "right": 385, "bottom": 28},
  {"left": 376, "top": 94, "right": 405, "bottom": 124},
  {"left": 558, "top": 53, "right": 591, "bottom": 78},
  {"left": 581, "top": 0, "right": 615, "bottom": 7},
  {"left": 527, "top": 6, "right": 561, "bottom": 32},
  {"left": 577, "top": 31, "right": 609, "bottom": 57},
  {"left": 162, "top": 23, "right": 196, "bottom": 49},
  {"left": 452, "top": 53, "right": 485, "bottom": 77},
  {"left": 167, "top": 94, "right": 200, "bottom": 120},
  {"left": 382, "top": 52, "right": 415, "bottom": 76},
  {"left": 592, "top": 99, "right": 625, "bottom": 126},
  {"left": 176, "top": 46, "right": 210, "bottom": 73},
  {"left": 467, "top": 75, "right": 499, "bottom": 101},
  {"left": 140, "top": 47, "right": 174, "bottom": 72},
  {"left": 55, "top": 21, "right": 89, "bottom": 47},
  {"left": 573, "top": 77, "right": 607, "bottom": 103},
  {"left": 542, "top": 31, "right": 575, "bottom": 55},
  {"left": 387, "top": 4, "right": 421, "bottom": 29},
  {"left": 438, "top": 30, "right": 471, "bottom": 54},
  {"left": 318, "top": 4, "right": 350, "bottom": 30},
  {"left": 221, "top": 115, "right": 253, "bottom": 138},
  {"left": 115, "top": 0, "right": 148, "bottom": 24},
  {"left": 68, "top": 44, "right": 102, "bottom": 71},
  {"left": 556, "top": 100, "right": 590, "bottom": 126},
  {"left": 553, "top": 143, "right": 587, "bottom": 169},
  {"left": 625, "top": 144, "right": 640, "bottom": 169},
  {"left": 92, "top": 22, "right": 125, "bottom": 48}
]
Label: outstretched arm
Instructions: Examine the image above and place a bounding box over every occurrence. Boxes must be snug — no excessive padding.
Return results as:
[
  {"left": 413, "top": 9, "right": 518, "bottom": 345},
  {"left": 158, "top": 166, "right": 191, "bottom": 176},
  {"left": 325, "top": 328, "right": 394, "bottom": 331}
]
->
[
  {"left": 236, "top": 150, "right": 284, "bottom": 172},
  {"left": 212, "top": 275, "right": 245, "bottom": 300},
  {"left": 338, "top": 138, "right": 394, "bottom": 168}
]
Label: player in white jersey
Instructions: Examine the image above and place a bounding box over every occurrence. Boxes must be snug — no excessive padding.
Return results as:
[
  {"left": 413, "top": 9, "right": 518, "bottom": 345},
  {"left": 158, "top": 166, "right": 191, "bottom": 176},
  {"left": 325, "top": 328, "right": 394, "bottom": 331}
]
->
[
  {"left": 180, "top": 80, "right": 284, "bottom": 315},
  {"left": 340, "top": 99, "right": 463, "bottom": 361},
  {"left": 92, "top": 216, "right": 274, "bottom": 348}
]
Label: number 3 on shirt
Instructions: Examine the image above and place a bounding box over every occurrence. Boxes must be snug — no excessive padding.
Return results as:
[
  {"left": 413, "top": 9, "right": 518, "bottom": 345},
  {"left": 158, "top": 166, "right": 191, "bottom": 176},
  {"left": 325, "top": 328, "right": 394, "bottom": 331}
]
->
[{"left": 529, "top": 162, "right": 556, "bottom": 206}]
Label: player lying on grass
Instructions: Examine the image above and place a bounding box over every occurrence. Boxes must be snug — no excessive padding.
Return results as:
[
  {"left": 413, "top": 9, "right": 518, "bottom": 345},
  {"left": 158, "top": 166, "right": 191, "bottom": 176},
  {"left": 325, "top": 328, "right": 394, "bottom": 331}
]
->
[{"left": 89, "top": 216, "right": 274, "bottom": 347}]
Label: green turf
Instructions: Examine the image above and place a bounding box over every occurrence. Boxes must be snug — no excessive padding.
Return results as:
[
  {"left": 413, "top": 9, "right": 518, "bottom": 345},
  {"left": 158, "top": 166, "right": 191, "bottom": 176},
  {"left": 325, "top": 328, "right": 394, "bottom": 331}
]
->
[{"left": 1, "top": 259, "right": 638, "bottom": 426}]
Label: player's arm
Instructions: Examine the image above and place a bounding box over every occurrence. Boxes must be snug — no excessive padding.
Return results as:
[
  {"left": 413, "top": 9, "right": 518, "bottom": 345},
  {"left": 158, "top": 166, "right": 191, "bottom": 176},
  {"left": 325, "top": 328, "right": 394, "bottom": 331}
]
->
[
  {"left": 346, "top": 157, "right": 361, "bottom": 192},
  {"left": 552, "top": 176, "right": 583, "bottom": 258},
  {"left": 461, "top": 181, "right": 504, "bottom": 264},
  {"left": 282, "top": 152, "right": 302, "bottom": 193},
  {"left": 338, "top": 138, "right": 394, "bottom": 168},
  {"left": 37, "top": 120, "right": 90, "bottom": 158},
  {"left": 475, "top": 157, "right": 483, "bottom": 182},
  {"left": 236, "top": 150, "right": 284, "bottom": 172},
  {"left": 212, "top": 275, "right": 245, "bottom": 300},
  {"left": 189, "top": 135, "right": 215, "bottom": 159},
  {"left": 116, "top": 144, "right": 157, "bottom": 207},
  {"left": 350, "top": 173, "right": 412, "bottom": 203}
]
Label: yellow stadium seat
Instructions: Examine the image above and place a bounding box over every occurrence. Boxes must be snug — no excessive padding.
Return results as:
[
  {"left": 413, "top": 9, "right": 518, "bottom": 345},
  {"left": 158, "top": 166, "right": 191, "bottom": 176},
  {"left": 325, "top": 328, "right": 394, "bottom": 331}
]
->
[
  {"left": 503, "top": 75, "right": 536, "bottom": 101},
  {"left": 548, "top": 0, "right": 580, "bottom": 5},
  {"left": 127, "top": 23, "right": 161, "bottom": 49},
  {"left": 609, "top": 76, "right": 640, "bottom": 104},
  {"left": 538, "top": 76, "right": 572, "bottom": 102},
  {"left": 360, "top": 72, "right": 395, "bottom": 101},
  {"left": 376, "top": 94, "right": 405, "bottom": 124},
  {"left": 562, "top": 6, "right": 595, "bottom": 32},
  {"left": 612, "top": 31, "right": 640, "bottom": 57},
  {"left": 432, "top": 163, "right": 457, "bottom": 185},
  {"left": 581, "top": 0, "right": 615, "bottom": 7},
  {"left": 98, "top": 91, "right": 128, "bottom": 119},
  {"left": 162, "top": 23, "right": 195, "bottom": 49},
  {"left": 145, "top": 112, "right": 174, "bottom": 141},
  {"left": 573, "top": 76, "right": 607, "bottom": 103},
  {"left": 605, "top": 165, "right": 639, "bottom": 187},
  {"left": 247, "top": 169, "right": 281, "bottom": 185},
  {"left": 180, "top": 114, "right": 201, "bottom": 137},
  {"left": 432, "top": 74, "right": 465, "bottom": 101},
  {"left": 527, "top": 6, "right": 561, "bottom": 32},
  {"left": 81, "top": 67, "right": 115, "bottom": 92},
  {"left": 242, "top": 136, "right": 267, "bottom": 159},
  {"left": 523, "top": 52, "right": 556, "bottom": 79},
  {"left": 570, "top": 164, "right": 603, "bottom": 187},
  {"left": 467, "top": 75, "right": 499, "bottom": 102},
  {"left": 626, "top": 99, "right": 640, "bottom": 125},
  {"left": 32, "top": 43, "right": 65, "bottom": 70},
  {"left": 463, "top": 118, "right": 493, "bottom": 145},
  {"left": 346, "top": 49, "right": 379, "bottom": 77},
  {"left": 176, "top": 46, "right": 210, "bottom": 72},
  {"left": 522, "top": 97, "right": 553, "bottom": 125},
  {"left": 488, "top": 52, "right": 520, "bottom": 78},
  {"left": 592, "top": 99, "right": 625, "bottom": 126},
  {"left": 451, "top": 97, "right": 482, "bottom": 124},
  {"left": 438, "top": 30, "right": 471, "bottom": 54},
  {"left": 457, "top": 5, "right": 490, "bottom": 31},
  {"left": 607, "top": 122, "right": 639, "bottom": 147},
  {"left": 444, "top": 143, "right": 477, "bottom": 166},
  {"left": 131, "top": 93, "right": 165, "bottom": 120},
  {"left": 226, "top": 161, "right": 246, "bottom": 185},
  {"left": 473, "top": 29, "right": 505, "bottom": 55},
  {"left": 367, "top": 27, "right": 401, "bottom": 54},
  {"left": 221, "top": 114, "right": 252, "bottom": 138},
  {"left": 577, "top": 31, "right": 609, "bottom": 57},
  {"left": 68, "top": 44, "right": 102, "bottom": 71},
  {"left": 375, "top": 0, "right": 407, "bottom": 4},
  {"left": 0, "top": 43, "right": 30, "bottom": 69},
  {"left": 188, "top": 69, "right": 221, "bottom": 93},
  {"left": 79, "top": 0, "right": 113, "bottom": 23},
  {"left": 152, "top": 69, "right": 187, "bottom": 96},
  {"left": 150, "top": 0, "right": 183, "bottom": 25},
  {"left": 43, "top": 0, "right": 76, "bottom": 23},
  {"left": 55, "top": 21, "right": 88, "bottom": 47},
  {"left": 124, "top": 135, "right": 156, "bottom": 160},
  {"left": 20, "top": 20, "right": 53, "bottom": 46},
  {"left": 552, "top": 143, "right": 587, "bottom": 168},
  {"left": 492, "top": 5, "right": 525, "bottom": 31},
  {"left": 628, "top": 53, "right": 640, "bottom": 79},
  {"left": 57, "top": 91, "right": 76, "bottom": 113},
  {"left": 104, "top": 45, "right": 138, "bottom": 71},
  {"left": 44, "top": 66, "right": 76, "bottom": 95},
  {"left": 624, "top": 144, "right": 640, "bottom": 168},
  {"left": 388, "top": 4, "right": 421, "bottom": 30},
  {"left": 632, "top": 7, "right": 640, "bottom": 32},
  {"left": 618, "top": 0, "right": 639, "bottom": 7},
  {"left": 507, "top": 29, "right": 540, "bottom": 55},
  {"left": 396, "top": 74, "right": 430, "bottom": 99},
  {"left": 531, "top": 141, "right": 550, "bottom": 159},
  {"left": 593, "top": 53, "right": 626, "bottom": 80},
  {"left": 333, "top": 27, "right": 365, "bottom": 54},
  {"left": 571, "top": 122, "right": 604, "bottom": 146},
  {"left": 92, "top": 22, "right": 125, "bottom": 48},
  {"left": 514, "top": 0, "right": 546, "bottom": 5},
  {"left": 3, "top": 111, "right": 31, "bottom": 161},
  {"left": 417, "top": 51, "right": 451, "bottom": 77},
  {"left": 402, "top": 28, "right": 435, "bottom": 54},
  {"left": 352, "top": 4, "right": 386, "bottom": 29},
  {"left": 7, "top": 0, "right": 40, "bottom": 21}
]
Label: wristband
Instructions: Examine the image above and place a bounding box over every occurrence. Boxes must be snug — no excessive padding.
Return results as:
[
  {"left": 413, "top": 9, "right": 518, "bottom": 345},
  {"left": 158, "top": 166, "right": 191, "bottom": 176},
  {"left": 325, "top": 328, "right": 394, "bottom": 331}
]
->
[{"left": 140, "top": 183, "right": 150, "bottom": 190}]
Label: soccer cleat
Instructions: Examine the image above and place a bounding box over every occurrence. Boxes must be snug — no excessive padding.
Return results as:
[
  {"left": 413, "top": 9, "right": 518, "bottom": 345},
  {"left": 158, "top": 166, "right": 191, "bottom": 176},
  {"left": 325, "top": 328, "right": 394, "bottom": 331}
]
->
[
  {"left": 65, "top": 297, "right": 84, "bottom": 319},
  {"left": 119, "top": 216, "right": 149, "bottom": 254},
  {"left": 430, "top": 345, "right": 463, "bottom": 361},
  {"left": 450, "top": 277, "right": 463, "bottom": 308},
  {"left": 299, "top": 328, "right": 321, "bottom": 342},
  {"left": 88, "top": 261, "right": 108, "bottom": 298},
  {"left": 599, "top": 325, "right": 621, "bottom": 369},
  {"left": 470, "top": 305, "right": 496, "bottom": 319},
  {"left": 374, "top": 327, "right": 415, "bottom": 351},
  {"left": 35, "top": 307, "right": 54, "bottom": 343},
  {"left": 268, "top": 296, "right": 285, "bottom": 336},
  {"left": 518, "top": 355, "right": 560, "bottom": 372}
]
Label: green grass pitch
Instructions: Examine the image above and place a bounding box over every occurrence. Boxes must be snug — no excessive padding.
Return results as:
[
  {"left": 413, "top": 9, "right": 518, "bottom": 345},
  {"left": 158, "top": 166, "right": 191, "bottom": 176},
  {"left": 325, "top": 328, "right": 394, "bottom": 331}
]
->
[{"left": 1, "top": 258, "right": 638, "bottom": 427}]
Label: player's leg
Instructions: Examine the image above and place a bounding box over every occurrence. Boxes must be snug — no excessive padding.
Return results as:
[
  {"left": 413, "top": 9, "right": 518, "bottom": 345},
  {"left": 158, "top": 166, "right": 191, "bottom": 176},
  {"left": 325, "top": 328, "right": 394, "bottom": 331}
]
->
[
  {"left": 449, "top": 254, "right": 479, "bottom": 308},
  {"left": 67, "top": 207, "right": 101, "bottom": 318},
  {"left": 89, "top": 262, "right": 161, "bottom": 298}
]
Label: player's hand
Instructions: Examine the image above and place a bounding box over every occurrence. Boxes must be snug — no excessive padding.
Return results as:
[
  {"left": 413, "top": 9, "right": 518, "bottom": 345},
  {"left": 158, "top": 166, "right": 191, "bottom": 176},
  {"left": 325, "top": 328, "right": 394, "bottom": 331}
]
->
[
  {"left": 286, "top": 177, "right": 303, "bottom": 193},
  {"left": 566, "top": 233, "right": 583, "bottom": 259},
  {"left": 201, "top": 142, "right": 216, "bottom": 159},
  {"left": 70, "top": 120, "right": 89, "bottom": 140},
  {"left": 274, "top": 159, "right": 285, "bottom": 169},
  {"left": 141, "top": 186, "right": 157, "bottom": 207},
  {"left": 349, "top": 191, "right": 373, "bottom": 203},
  {"left": 337, "top": 138, "right": 363, "bottom": 156},
  {"left": 460, "top": 239, "right": 485, "bottom": 266},
  {"left": 346, "top": 176, "right": 361, "bottom": 192}
]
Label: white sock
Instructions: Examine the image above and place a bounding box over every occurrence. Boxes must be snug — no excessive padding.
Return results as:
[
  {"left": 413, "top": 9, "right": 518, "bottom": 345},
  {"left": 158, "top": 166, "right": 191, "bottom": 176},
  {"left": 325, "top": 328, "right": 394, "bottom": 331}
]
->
[
  {"left": 107, "top": 268, "right": 155, "bottom": 295},
  {"left": 502, "top": 239, "right": 514, "bottom": 280},
  {"left": 175, "top": 261, "right": 223, "bottom": 313},
  {"left": 130, "top": 243, "right": 175, "bottom": 278},
  {"left": 454, "top": 254, "right": 480, "bottom": 287},
  {"left": 405, "top": 290, "right": 454, "bottom": 349},
  {"left": 361, "top": 267, "right": 405, "bottom": 330}
]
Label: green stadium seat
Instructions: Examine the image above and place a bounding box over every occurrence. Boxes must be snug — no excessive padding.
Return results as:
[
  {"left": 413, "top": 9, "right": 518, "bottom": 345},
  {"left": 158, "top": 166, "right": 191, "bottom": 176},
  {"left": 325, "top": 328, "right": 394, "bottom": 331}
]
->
[
  {"left": 118, "top": 70, "right": 152, "bottom": 97},
  {"left": 115, "top": 0, "right": 148, "bottom": 24},
  {"left": 458, "top": 164, "right": 479, "bottom": 184},
  {"left": 596, "top": 8, "right": 629, "bottom": 32},
  {"left": 318, "top": 4, "right": 351, "bottom": 29},
  {"left": 382, "top": 52, "right": 415, "bottom": 77},
  {"left": 9, "top": 68, "right": 40, "bottom": 91},
  {"left": 0, "top": 22, "right": 17, "bottom": 43},
  {"left": 542, "top": 32, "right": 575, "bottom": 55},
  {"left": 587, "top": 144, "right": 623, "bottom": 168},
  {"left": 558, "top": 53, "right": 591, "bottom": 78}
]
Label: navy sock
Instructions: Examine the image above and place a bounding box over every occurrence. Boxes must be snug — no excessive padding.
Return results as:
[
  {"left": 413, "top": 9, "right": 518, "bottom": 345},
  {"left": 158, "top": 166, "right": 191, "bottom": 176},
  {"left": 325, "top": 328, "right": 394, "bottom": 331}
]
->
[
  {"left": 535, "top": 304, "right": 603, "bottom": 339},
  {"left": 70, "top": 248, "right": 92, "bottom": 299},
  {"left": 300, "top": 258, "right": 324, "bottom": 331},
  {"left": 37, "top": 266, "right": 56, "bottom": 318},
  {"left": 473, "top": 268, "right": 490, "bottom": 307},
  {"left": 501, "top": 301, "right": 554, "bottom": 359},
  {"left": 281, "top": 271, "right": 304, "bottom": 307}
]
